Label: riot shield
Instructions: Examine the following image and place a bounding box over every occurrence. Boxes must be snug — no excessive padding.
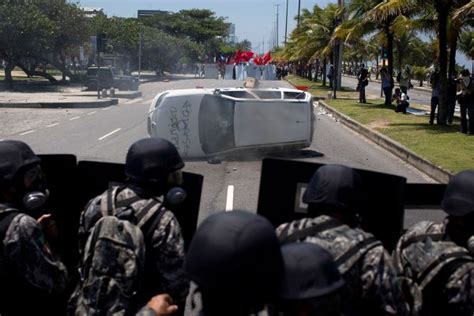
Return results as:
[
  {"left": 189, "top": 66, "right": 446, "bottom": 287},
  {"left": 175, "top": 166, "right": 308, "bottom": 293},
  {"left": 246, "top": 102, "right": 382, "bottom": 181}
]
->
[
  {"left": 38, "top": 155, "right": 203, "bottom": 270},
  {"left": 77, "top": 160, "right": 203, "bottom": 250},
  {"left": 257, "top": 158, "right": 406, "bottom": 251}
]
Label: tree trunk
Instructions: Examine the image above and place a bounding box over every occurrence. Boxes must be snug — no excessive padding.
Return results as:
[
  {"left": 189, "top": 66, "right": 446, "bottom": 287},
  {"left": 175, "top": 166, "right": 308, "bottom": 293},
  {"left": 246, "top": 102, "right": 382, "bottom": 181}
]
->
[
  {"left": 448, "top": 29, "right": 459, "bottom": 77},
  {"left": 386, "top": 26, "right": 395, "bottom": 78},
  {"left": 322, "top": 58, "right": 327, "bottom": 86},
  {"left": 4, "top": 60, "right": 15, "bottom": 90},
  {"left": 17, "top": 63, "right": 58, "bottom": 84},
  {"left": 437, "top": 8, "right": 449, "bottom": 125},
  {"left": 314, "top": 59, "right": 320, "bottom": 82}
]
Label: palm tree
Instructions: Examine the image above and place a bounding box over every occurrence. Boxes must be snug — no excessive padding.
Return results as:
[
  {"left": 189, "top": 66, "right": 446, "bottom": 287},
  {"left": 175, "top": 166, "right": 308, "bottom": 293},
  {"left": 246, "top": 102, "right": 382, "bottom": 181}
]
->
[{"left": 459, "top": 30, "right": 474, "bottom": 72}]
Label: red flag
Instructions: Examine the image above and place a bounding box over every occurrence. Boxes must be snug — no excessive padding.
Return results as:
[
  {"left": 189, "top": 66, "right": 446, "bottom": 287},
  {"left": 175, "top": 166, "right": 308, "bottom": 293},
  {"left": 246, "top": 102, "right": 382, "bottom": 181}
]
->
[
  {"left": 254, "top": 55, "right": 263, "bottom": 65},
  {"left": 234, "top": 49, "right": 243, "bottom": 63},
  {"left": 262, "top": 51, "right": 272, "bottom": 65},
  {"left": 241, "top": 51, "right": 254, "bottom": 62}
]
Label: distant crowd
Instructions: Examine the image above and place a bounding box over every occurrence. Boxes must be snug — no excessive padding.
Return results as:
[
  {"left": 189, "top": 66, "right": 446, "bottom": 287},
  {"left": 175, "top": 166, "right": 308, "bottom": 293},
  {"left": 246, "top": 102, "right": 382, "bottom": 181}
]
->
[{"left": 0, "top": 138, "right": 473, "bottom": 316}]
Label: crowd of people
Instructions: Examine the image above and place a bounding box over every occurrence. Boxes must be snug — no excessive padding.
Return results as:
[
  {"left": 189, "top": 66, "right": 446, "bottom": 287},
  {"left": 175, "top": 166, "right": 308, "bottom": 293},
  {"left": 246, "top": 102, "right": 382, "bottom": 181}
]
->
[{"left": 0, "top": 138, "right": 473, "bottom": 316}]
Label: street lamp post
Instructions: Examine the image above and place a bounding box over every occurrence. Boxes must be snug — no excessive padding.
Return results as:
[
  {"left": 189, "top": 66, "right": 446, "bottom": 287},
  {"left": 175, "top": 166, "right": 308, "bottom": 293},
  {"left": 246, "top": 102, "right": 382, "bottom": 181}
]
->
[
  {"left": 297, "top": 0, "right": 301, "bottom": 27},
  {"left": 275, "top": 4, "right": 280, "bottom": 48},
  {"left": 285, "top": 0, "right": 289, "bottom": 44}
]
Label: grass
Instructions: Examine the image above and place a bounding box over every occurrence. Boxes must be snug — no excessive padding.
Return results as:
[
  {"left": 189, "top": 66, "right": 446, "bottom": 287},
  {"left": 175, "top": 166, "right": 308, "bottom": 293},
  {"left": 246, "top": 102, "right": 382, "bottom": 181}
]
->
[
  {"left": 286, "top": 75, "right": 358, "bottom": 99},
  {"left": 287, "top": 76, "right": 474, "bottom": 174}
]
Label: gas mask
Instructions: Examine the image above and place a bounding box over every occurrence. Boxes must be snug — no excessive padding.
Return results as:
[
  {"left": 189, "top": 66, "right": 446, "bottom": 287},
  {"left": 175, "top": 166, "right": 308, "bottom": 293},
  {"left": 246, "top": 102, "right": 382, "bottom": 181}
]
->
[
  {"left": 164, "top": 170, "right": 187, "bottom": 206},
  {"left": 16, "top": 165, "right": 49, "bottom": 216}
]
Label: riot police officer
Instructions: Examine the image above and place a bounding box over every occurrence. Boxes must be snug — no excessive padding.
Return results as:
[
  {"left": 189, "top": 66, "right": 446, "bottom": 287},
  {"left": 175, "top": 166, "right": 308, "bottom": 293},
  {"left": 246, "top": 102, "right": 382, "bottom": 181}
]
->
[
  {"left": 393, "top": 170, "right": 474, "bottom": 315},
  {"left": 0, "top": 140, "right": 68, "bottom": 315},
  {"left": 75, "top": 138, "right": 189, "bottom": 313},
  {"left": 185, "top": 210, "right": 284, "bottom": 316},
  {"left": 276, "top": 165, "right": 408, "bottom": 316},
  {"left": 272, "top": 242, "right": 345, "bottom": 316}
]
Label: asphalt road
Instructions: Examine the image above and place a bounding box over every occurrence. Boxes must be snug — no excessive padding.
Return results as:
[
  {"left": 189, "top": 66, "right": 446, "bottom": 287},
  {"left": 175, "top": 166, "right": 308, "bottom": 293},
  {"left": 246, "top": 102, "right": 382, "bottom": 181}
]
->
[
  {"left": 342, "top": 76, "right": 433, "bottom": 106},
  {"left": 4, "top": 75, "right": 444, "bottom": 227}
]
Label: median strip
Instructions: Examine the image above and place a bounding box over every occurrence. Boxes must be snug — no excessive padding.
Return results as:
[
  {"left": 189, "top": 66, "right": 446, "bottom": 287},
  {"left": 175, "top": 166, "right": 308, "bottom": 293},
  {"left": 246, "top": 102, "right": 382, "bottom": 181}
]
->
[{"left": 98, "top": 128, "right": 121, "bottom": 141}]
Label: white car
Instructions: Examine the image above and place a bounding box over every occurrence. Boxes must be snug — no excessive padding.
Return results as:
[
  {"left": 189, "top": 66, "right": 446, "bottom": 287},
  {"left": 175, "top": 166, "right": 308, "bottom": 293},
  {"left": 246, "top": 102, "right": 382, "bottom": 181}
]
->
[{"left": 147, "top": 87, "right": 314, "bottom": 159}]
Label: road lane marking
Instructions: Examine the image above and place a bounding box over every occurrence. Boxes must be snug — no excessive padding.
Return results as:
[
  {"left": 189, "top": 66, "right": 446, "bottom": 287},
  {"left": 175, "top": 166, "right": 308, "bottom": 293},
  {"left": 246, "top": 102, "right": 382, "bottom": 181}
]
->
[
  {"left": 126, "top": 98, "right": 143, "bottom": 104},
  {"left": 102, "top": 107, "right": 111, "bottom": 111},
  {"left": 98, "top": 128, "right": 121, "bottom": 141},
  {"left": 87, "top": 111, "right": 97, "bottom": 115},
  {"left": 46, "top": 123, "right": 59, "bottom": 127},
  {"left": 69, "top": 116, "right": 80, "bottom": 121},
  {"left": 225, "top": 185, "right": 234, "bottom": 212},
  {"left": 19, "top": 130, "right": 35, "bottom": 136}
]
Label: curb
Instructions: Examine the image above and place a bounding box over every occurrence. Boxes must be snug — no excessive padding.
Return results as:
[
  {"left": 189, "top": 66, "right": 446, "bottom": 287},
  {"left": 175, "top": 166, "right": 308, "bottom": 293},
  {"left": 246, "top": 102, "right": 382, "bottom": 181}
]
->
[
  {"left": 0, "top": 98, "right": 119, "bottom": 109},
  {"left": 318, "top": 100, "right": 452, "bottom": 183}
]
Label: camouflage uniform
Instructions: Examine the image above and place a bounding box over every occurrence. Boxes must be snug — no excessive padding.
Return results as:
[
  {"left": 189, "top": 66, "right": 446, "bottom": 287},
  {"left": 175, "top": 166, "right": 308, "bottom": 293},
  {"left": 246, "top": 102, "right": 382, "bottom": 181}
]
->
[
  {"left": 0, "top": 204, "right": 68, "bottom": 314},
  {"left": 394, "top": 220, "right": 474, "bottom": 315},
  {"left": 277, "top": 215, "right": 408, "bottom": 316},
  {"left": 79, "top": 186, "right": 189, "bottom": 303}
]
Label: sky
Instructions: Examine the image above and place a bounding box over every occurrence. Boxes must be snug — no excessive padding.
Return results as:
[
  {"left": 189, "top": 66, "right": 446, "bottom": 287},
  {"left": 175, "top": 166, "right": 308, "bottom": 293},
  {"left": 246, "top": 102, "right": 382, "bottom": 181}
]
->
[{"left": 76, "top": 0, "right": 470, "bottom": 67}]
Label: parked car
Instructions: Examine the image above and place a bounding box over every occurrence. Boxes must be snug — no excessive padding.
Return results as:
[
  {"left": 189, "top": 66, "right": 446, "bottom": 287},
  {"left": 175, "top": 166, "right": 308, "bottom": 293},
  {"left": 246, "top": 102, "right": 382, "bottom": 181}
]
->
[
  {"left": 84, "top": 67, "right": 139, "bottom": 91},
  {"left": 147, "top": 87, "right": 314, "bottom": 159}
]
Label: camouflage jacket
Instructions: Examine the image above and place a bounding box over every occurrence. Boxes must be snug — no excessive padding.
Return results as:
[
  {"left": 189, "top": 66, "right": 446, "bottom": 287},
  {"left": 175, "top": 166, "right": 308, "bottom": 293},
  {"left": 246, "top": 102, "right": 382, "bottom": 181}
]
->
[
  {"left": 0, "top": 204, "right": 68, "bottom": 294},
  {"left": 276, "top": 215, "right": 408, "bottom": 316},
  {"left": 394, "top": 220, "right": 474, "bottom": 315},
  {"left": 79, "top": 186, "right": 189, "bottom": 302}
]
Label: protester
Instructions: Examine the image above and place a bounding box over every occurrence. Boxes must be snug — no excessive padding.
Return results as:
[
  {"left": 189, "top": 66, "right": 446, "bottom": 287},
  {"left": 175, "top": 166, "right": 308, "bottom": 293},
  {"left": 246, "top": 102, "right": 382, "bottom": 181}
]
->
[
  {"left": 276, "top": 165, "right": 409, "bottom": 316},
  {"left": 0, "top": 140, "right": 68, "bottom": 316},
  {"left": 429, "top": 68, "right": 440, "bottom": 124},
  {"left": 457, "top": 69, "right": 474, "bottom": 134},
  {"left": 185, "top": 210, "right": 283, "bottom": 316},
  {"left": 272, "top": 242, "right": 345, "bottom": 316},
  {"left": 380, "top": 67, "right": 393, "bottom": 106},
  {"left": 357, "top": 64, "right": 368, "bottom": 104},
  {"left": 70, "top": 138, "right": 189, "bottom": 315},
  {"left": 393, "top": 88, "right": 409, "bottom": 114},
  {"left": 393, "top": 170, "right": 474, "bottom": 315}
]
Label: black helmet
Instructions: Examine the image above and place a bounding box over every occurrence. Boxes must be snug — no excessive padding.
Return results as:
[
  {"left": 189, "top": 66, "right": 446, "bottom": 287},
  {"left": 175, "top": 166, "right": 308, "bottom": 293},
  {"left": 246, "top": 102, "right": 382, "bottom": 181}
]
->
[
  {"left": 125, "top": 138, "right": 184, "bottom": 183},
  {"left": 441, "top": 170, "right": 474, "bottom": 217},
  {"left": 185, "top": 210, "right": 283, "bottom": 300},
  {"left": 279, "top": 242, "right": 344, "bottom": 300},
  {"left": 0, "top": 140, "right": 41, "bottom": 185},
  {"left": 303, "top": 164, "right": 362, "bottom": 212}
]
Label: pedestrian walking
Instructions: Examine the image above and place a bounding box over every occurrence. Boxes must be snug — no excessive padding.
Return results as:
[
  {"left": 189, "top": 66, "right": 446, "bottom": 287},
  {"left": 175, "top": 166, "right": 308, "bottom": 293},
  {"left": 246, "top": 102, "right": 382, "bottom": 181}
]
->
[
  {"left": 357, "top": 65, "right": 368, "bottom": 104},
  {"left": 457, "top": 69, "right": 474, "bottom": 134}
]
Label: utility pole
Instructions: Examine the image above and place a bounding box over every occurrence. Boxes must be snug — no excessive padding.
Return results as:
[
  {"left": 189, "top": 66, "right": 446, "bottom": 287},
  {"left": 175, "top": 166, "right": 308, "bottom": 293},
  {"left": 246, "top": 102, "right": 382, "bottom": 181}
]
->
[
  {"left": 285, "top": 0, "right": 289, "bottom": 44},
  {"left": 275, "top": 4, "right": 280, "bottom": 48},
  {"left": 297, "top": 0, "right": 301, "bottom": 27},
  {"left": 138, "top": 28, "right": 142, "bottom": 80}
]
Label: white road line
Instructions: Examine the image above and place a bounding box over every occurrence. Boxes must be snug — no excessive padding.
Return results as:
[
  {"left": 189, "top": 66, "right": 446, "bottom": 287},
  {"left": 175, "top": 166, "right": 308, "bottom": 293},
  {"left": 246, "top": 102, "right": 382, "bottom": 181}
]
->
[
  {"left": 126, "top": 98, "right": 143, "bottom": 104},
  {"left": 19, "top": 130, "right": 35, "bottom": 136},
  {"left": 69, "top": 116, "right": 80, "bottom": 121},
  {"left": 102, "top": 107, "right": 111, "bottom": 111},
  {"left": 46, "top": 123, "right": 59, "bottom": 127},
  {"left": 225, "top": 185, "right": 234, "bottom": 212},
  {"left": 87, "top": 111, "right": 97, "bottom": 115},
  {"left": 98, "top": 128, "right": 121, "bottom": 141}
]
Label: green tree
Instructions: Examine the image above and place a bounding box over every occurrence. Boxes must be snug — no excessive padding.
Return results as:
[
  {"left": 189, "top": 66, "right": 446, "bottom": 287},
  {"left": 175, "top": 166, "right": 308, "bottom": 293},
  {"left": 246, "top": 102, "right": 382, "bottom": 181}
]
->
[{"left": 0, "top": 0, "right": 54, "bottom": 88}]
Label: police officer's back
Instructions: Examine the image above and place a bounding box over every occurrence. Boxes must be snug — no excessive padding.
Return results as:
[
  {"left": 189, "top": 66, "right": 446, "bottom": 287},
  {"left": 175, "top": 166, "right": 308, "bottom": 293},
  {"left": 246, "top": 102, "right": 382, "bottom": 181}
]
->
[
  {"left": 0, "top": 140, "right": 68, "bottom": 315},
  {"left": 185, "top": 210, "right": 284, "bottom": 316},
  {"left": 76, "top": 138, "right": 189, "bottom": 312},
  {"left": 394, "top": 170, "right": 474, "bottom": 315},
  {"left": 276, "top": 165, "right": 408, "bottom": 316}
]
